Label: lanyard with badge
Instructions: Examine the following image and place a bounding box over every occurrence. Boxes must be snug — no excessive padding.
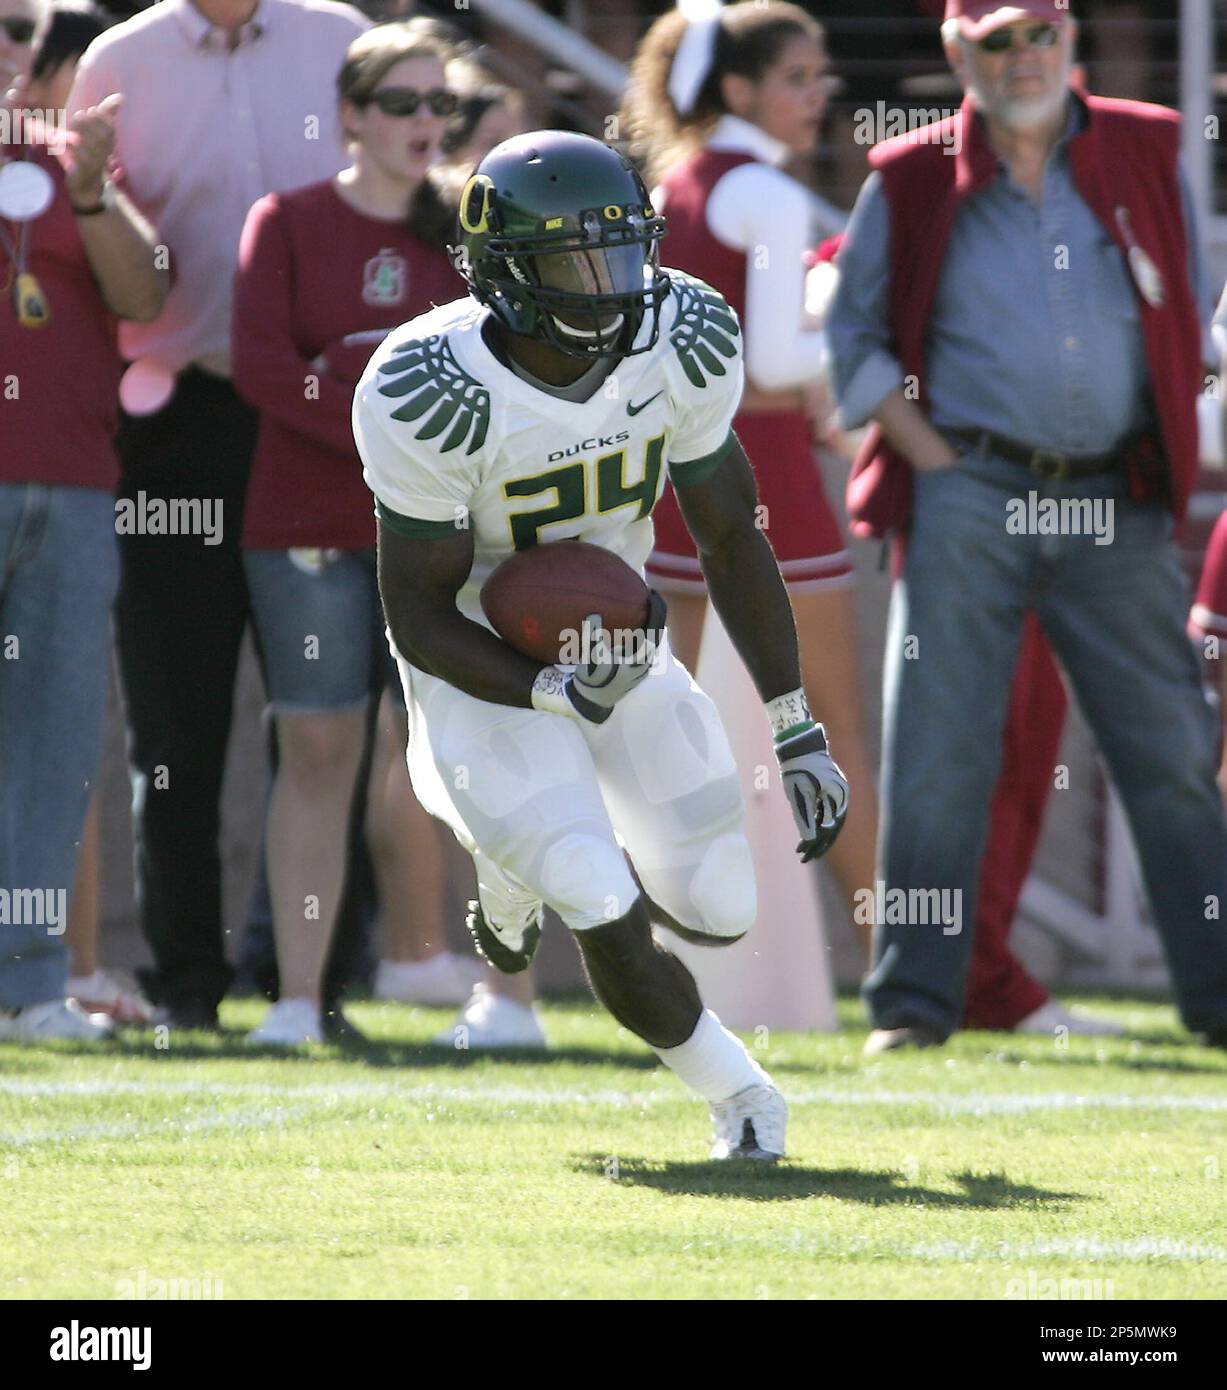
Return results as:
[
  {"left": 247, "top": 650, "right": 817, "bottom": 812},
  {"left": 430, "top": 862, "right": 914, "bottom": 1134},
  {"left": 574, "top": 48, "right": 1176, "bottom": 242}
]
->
[{"left": 0, "top": 151, "right": 55, "bottom": 327}]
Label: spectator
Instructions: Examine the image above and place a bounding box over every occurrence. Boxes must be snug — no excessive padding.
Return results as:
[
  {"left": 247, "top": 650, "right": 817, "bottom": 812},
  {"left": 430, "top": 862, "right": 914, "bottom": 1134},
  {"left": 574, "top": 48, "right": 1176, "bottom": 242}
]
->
[
  {"left": 19, "top": 0, "right": 104, "bottom": 108},
  {"left": 622, "top": 0, "right": 879, "bottom": 955},
  {"left": 441, "top": 55, "right": 527, "bottom": 170},
  {"left": 811, "top": 235, "right": 1103, "bottom": 1036},
  {"left": 368, "top": 29, "right": 524, "bottom": 1021},
  {"left": 1191, "top": 509, "right": 1227, "bottom": 794},
  {"left": 1188, "top": 284, "right": 1227, "bottom": 796},
  {"left": 0, "top": 18, "right": 168, "bottom": 1040},
  {"left": 231, "top": 21, "right": 467, "bottom": 1044},
  {"left": 828, "top": 0, "right": 1227, "bottom": 1052},
  {"left": 67, "top": 0, "right": 369, "bottom": 1033},
  {"left": 424, "top": 53, "right": 552, "bottom": 1051},
  {"left": 0, "top": 0, "right": 37, "bottom": 98},
  {"left": 12, "top": 0, "right": 155, "bottom": 1024}
]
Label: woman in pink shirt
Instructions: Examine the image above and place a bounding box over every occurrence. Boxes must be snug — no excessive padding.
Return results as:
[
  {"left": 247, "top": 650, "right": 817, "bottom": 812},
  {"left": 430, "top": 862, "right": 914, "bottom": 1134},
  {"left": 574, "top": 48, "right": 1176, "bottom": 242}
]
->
[{"left": 233, "top": 22, "right": 463, "bottom": 1045}]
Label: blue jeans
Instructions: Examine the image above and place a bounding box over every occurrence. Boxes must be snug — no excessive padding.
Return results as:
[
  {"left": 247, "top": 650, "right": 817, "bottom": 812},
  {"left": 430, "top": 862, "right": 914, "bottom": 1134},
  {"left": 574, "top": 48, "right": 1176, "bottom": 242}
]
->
[
  {"left": 865, "top": 449, "right": 1227, "bottom": 1039},
  {"left": 0, "top": 483, "right": 118, "bottom": 1007}
]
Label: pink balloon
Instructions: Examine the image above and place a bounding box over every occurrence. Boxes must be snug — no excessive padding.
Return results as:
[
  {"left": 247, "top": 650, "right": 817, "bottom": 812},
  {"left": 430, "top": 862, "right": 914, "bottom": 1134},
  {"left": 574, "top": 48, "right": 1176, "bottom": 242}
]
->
[{"left": 119, "top": 359, "right": 175, "bottom": 416}]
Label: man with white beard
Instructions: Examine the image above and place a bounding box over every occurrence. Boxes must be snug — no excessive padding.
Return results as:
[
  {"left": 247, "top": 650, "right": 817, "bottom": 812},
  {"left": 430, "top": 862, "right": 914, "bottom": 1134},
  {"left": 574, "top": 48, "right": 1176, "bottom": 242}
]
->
[{"left": 828, "top": 0, "right": 1227, "bottom": 1052}]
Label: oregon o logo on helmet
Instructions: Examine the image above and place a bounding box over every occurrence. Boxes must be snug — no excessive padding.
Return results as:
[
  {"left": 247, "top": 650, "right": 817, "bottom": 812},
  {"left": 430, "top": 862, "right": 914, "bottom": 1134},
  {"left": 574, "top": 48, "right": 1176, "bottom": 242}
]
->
[
  {"left": 459, "top": 174, "right": 495, "bottom": 234},
  {"left": 602, "top": 204, "right": 623, "bottom": 220}
]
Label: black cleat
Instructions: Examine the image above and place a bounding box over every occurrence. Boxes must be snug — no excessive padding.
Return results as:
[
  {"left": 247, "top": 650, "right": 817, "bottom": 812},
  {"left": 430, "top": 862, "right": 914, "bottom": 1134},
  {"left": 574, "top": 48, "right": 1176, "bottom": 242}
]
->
[
  {"left": 321, "top": 1003, "right": 367, "bottom": 1045},
  {"left": 150, "top": 1001, "right": 222, "bottom": 1033},
  {"left": 465, "top": 899, "right": 541, "bottom": 975}
]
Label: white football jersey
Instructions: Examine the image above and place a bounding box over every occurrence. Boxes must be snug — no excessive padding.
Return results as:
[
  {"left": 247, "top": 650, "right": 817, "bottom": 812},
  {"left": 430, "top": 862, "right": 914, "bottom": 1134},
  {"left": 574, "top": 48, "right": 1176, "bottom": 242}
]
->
[{"left": 353, "top": 270, "right": 744, "bottom": 628}]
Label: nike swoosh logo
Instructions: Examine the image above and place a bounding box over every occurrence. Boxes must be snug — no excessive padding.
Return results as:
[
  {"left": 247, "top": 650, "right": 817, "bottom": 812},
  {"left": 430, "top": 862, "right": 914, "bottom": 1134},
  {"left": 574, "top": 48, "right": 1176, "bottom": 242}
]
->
[{"left": 626, "top": 391, "right": 663, "bottom": 417}]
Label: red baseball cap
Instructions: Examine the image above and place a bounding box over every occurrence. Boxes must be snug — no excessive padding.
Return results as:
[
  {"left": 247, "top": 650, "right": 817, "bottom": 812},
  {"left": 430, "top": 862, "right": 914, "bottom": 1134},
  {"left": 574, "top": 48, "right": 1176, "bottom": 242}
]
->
[{"left": 944, "top": 1, "right": 1071, "bottom": 41}]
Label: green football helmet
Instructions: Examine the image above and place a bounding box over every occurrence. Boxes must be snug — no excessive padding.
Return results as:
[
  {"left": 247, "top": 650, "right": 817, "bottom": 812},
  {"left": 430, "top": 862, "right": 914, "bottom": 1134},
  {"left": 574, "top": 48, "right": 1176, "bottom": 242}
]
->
[{"left": 454, "top": 129, "right": 669, "bottom": 360}]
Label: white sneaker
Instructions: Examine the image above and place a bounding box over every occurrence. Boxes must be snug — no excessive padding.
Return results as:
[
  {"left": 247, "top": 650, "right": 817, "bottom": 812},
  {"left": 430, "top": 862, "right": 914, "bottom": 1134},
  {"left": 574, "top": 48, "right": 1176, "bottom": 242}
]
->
[
  {"left": 0, "top": 997, "right": 114, "bottom": 1042},
  {"left": 247, "top": 998, "right": 324, "bottom": 1047},
  {"left": 66, "top": 969, "right": 155, "bottom": 1025},
  {"left": 431, "top": 984, "right": 547, "bottom": 1050},
  {"left": 1015, "top": 1000, "right": 1124, "bottom": 1037},
  {"left": 710, "top": 1082, "right": 788, "bottom": 1161},
  {"left": 374, "top": 952, "right": 484, "bottom": 1006}
]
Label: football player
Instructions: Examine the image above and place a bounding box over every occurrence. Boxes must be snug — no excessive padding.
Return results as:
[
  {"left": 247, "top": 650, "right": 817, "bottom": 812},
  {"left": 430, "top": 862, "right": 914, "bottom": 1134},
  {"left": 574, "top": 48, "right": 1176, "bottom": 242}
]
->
[{"left": 353, "top": 129, "right": 849, "bottom": 1160}]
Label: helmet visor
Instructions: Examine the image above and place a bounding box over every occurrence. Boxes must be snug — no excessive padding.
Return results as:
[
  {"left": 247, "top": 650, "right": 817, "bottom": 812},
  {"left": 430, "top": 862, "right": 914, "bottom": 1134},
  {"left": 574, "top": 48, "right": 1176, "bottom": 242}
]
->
[
  {"left": 529, "top": 242, "right": 651, "bottom": 338},
  {"left": 533, "top": 242, "right": 647, "bottom": 299}
]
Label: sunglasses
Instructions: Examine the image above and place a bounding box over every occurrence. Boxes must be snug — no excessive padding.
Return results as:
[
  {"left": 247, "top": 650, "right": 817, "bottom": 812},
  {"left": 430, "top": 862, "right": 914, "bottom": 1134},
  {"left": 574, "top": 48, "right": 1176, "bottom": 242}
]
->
[
  {"left": 0, "top": 17, "right": 36, "bottom": 43},
  {"left": 365, "top": 87, "right": 458, "bottom": 118},
  {"left": 978, "top": 21, "right": 1059, "bottom": 53}
]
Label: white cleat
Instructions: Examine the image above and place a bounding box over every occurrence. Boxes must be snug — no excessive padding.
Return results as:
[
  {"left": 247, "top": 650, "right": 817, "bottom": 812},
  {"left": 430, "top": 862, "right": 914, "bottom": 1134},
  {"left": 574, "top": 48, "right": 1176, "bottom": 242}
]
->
[
  {"left": 710, "top": 1082, "right": 788, "bottom": 1161},
  {"left": 1014, "top": 1000, "right": 1124, "bottom": 1037},
  {"left": 431, "top": 984, "right": 547, "bottom": 1050},
  {"left": 0, "top": 997, "right": 114, "bottom": 1042},
  {"left": 247, "top": 998, "right": 324, "bottom": 1047},
  {"left": 374, "top": 952, "right": 484, "bottom": 1007}
]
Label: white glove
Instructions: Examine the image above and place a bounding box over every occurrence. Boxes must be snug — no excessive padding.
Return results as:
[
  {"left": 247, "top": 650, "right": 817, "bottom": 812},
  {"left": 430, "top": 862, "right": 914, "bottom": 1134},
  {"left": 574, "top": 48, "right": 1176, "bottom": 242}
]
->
[{"left": 775, "top": 722, "right": 849, "bottom": 862}]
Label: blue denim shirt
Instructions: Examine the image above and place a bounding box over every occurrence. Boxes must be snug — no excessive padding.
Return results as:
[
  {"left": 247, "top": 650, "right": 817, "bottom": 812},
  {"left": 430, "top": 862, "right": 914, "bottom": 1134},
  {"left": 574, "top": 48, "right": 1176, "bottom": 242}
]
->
[{"left": 829, "top": 99, "right": 1207, "bottom": 454}]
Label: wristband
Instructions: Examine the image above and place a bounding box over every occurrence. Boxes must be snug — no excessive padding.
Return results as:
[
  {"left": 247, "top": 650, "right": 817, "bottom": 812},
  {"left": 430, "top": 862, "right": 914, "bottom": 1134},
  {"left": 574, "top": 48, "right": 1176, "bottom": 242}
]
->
[
  {"left": 767, "top": 687, "right": 812, "bottom": 741},
  {"left": 70, "top": 181, "right": 117, "bottom": 216},
  {"left": 530, "top": 665, "right": 574, "bottom": 718},
  {"left": 530, "top": 664, "right": 612, "bottom": 724}
]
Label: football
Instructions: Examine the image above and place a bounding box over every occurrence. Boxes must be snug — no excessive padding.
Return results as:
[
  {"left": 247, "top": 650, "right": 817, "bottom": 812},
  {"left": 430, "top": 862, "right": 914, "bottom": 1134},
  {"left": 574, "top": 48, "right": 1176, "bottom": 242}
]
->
[{"left": 481, "top": 540, "right": 652, "bottom": 664}]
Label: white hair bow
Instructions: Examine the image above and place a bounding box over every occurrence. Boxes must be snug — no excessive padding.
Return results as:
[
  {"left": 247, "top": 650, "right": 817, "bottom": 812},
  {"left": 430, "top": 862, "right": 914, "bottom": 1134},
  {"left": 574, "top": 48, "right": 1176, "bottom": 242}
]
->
[{"left": 667, "top": 0, "right": 725, "bottom": 117}]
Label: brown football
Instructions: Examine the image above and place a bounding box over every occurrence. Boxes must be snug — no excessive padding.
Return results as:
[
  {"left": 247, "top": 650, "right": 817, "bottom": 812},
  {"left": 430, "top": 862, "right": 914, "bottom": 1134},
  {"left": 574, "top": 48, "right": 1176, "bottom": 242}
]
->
[{"left": 481, "top": 541, "right": 652, "bottom": 664}]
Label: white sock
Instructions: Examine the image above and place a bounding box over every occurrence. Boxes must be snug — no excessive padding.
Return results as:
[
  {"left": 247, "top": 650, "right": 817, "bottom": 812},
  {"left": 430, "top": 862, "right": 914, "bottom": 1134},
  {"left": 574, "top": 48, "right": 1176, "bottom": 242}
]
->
[{"left": 654, "top": 1008, "right": 771, "bottom": 1103}]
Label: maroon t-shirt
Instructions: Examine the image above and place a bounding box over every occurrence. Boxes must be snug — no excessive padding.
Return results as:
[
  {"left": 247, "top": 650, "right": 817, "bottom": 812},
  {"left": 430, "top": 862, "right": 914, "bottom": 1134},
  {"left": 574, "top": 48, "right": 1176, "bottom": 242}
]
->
[
  {"left": 0, "top": 135, "right": 122, "bottom": 491},
  {"left": 233, "top": 179, "right": 462, "bottom": 550}
]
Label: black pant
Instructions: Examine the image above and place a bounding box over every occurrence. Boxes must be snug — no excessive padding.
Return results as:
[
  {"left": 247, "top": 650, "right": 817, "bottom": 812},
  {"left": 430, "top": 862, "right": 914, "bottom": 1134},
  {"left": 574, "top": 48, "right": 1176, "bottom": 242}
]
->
[{"left": 115, "top": 368, "right": 258, "bottom": 1013}]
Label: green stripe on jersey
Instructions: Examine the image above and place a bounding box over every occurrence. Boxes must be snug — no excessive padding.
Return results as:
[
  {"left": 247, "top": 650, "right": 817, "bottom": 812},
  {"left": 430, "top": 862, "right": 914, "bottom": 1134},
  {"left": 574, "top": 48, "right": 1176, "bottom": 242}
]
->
[
  {"left": 668, "top": 430, "right": 735, "bottom": 489},
  {"left": 376, "top": 500, "right": 460, "bottom": 540}
]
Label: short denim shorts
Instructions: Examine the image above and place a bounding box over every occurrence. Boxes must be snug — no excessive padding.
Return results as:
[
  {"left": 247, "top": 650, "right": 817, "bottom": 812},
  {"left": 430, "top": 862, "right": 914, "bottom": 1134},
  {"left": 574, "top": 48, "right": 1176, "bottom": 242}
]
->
[{"left": 244, "top": 547, "right": 404, "bottom": 714}]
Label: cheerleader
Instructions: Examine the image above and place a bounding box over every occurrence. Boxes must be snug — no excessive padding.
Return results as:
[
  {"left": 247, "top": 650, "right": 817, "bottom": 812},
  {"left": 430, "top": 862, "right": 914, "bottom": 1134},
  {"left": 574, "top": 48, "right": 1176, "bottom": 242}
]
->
[{"left": 621, "top": 0, "right": 877, "bottom": 953}]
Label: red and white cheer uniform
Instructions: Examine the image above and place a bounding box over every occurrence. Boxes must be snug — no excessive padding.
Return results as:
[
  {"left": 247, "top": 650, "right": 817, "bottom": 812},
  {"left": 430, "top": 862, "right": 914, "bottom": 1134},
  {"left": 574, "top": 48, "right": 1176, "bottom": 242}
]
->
[{"left": 646, "top": 115, "right": 851, "bottom": 594}]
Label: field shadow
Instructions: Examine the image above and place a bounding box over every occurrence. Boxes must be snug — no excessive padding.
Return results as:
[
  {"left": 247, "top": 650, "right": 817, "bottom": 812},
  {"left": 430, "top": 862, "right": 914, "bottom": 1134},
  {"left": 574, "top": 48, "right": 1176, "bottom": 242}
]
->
[
  {"left": 969, "top": 1043, "right": 1227, "bottom": 1076},
  {"left": 323, "top": 1038, "right": 660, "bottom": 1071},
  {"left": 575, "top": 1155, "right": 1086, "bottom": 1208},
  {"left": 1111, "top": 1051, "right": 1227, "bottom": 1074},
  {"left": 81, "top": 1032, "right": 660, "bottom": 1071}
]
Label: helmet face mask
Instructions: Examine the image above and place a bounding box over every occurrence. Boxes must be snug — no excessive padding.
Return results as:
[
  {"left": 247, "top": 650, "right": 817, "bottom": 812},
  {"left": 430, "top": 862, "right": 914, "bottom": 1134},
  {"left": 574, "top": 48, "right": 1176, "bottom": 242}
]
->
[{"left": 454, "top": 132, "right": 670, "bottom": 361}]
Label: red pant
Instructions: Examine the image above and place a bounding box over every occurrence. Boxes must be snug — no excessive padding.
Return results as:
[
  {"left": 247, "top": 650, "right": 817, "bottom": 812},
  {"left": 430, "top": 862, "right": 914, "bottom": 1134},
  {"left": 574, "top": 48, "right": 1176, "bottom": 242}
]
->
[{"left": 963, "top": 615, "right": 1067, "bottom": 1029}]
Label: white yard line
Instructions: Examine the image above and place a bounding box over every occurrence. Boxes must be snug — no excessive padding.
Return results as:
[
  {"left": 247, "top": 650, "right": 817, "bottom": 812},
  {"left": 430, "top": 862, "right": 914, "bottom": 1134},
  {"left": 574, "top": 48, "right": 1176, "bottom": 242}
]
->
[
  {"left": 0, "top": 1103, "right": 305, "bottom": 1148},
  {"left": 903, "top": 1237, "right": 1227, "bottom": 1263},
  {"left": 2, "top": 1077, "right": 1226, "bottom": 1113}
]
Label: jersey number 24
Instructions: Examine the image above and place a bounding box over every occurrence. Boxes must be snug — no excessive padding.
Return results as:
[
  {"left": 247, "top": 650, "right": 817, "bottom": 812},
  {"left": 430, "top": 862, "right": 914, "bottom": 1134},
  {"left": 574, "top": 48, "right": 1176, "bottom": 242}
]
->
[{"left": 503, "top": 433, "right": 666, "bottom": 550}]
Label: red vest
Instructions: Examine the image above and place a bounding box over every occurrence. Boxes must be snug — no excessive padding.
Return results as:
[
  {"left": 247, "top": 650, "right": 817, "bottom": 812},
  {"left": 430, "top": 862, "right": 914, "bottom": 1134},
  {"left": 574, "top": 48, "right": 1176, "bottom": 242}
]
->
[
  {"left": 656, "top": 149, "right": 756, "bottom": 321},
  {"left": 845, "top": 91, "right": 1201, "bottom": 537}
]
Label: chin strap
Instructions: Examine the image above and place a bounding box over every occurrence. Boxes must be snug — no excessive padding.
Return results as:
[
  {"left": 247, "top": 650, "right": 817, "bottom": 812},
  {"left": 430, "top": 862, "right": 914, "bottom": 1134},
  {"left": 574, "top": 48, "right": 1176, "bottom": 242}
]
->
[{"left": 551, "top": 312, "right": 626, "bottom": 341}]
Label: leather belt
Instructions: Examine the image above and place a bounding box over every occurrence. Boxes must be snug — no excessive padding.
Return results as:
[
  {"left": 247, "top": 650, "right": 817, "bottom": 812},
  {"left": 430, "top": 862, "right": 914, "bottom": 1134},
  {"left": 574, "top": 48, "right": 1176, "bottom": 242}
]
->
[{"left": 949, "top": 428, "right": 1123, "bottom": 480}]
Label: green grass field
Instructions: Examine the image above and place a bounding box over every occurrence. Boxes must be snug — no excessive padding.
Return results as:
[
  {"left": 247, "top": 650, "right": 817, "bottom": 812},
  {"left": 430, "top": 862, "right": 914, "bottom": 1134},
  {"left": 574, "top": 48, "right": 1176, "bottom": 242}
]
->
[{"left": 2, "top": 994, "right": 1225, "bottom": 1300}]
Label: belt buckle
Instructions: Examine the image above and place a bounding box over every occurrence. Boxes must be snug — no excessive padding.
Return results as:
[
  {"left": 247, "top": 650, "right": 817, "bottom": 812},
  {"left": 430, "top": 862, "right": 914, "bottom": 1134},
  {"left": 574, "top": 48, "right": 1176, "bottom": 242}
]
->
[{"left": 1030, "top": 450, "right": 1070, "bottom": 480}]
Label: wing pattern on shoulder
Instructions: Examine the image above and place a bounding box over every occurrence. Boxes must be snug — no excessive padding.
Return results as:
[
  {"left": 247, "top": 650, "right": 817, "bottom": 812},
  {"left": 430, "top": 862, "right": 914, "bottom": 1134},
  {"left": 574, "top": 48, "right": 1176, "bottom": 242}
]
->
[
  {"left": 375, "top": 334, "right": 491, "bottom": 456},
  {"left": 668, "top": 272, "right": 741, "bottom": 390}
]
